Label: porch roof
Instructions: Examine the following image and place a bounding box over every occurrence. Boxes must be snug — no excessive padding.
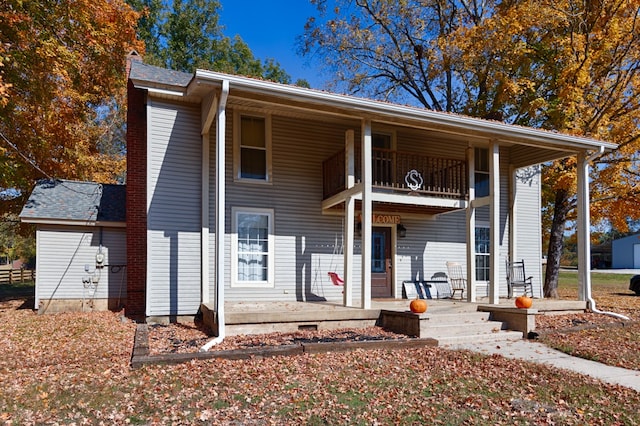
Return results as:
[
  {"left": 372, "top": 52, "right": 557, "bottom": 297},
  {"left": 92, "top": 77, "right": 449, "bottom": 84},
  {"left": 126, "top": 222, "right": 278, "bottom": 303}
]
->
[{"left": 130, "top": 61, "right": 617, "bottom": 167}]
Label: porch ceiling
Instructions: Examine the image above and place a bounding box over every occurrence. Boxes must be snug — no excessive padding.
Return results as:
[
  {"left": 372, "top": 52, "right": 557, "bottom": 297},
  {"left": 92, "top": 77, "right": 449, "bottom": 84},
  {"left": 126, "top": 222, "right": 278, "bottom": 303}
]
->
[{"left": 324, "top": 200, "right": 465, "bottom": 217}]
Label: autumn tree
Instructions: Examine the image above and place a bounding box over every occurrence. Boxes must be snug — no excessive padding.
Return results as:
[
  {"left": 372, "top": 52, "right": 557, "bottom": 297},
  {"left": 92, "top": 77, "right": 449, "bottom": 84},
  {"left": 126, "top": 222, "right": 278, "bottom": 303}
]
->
[
  {"left": 303, "top": 0, "right": 640, "bottom": 297},
  {"left": 0, "top": 215, "right": 35, "bottom": 267},
  {"left": 0, "top": 0, "right": 142, "bottom": 216},
  {"left": 479, "top": 1, "right": 640, "bottom": 296},
  {"left": 127, "top": 0, "right": 297, "bottom": 84}
]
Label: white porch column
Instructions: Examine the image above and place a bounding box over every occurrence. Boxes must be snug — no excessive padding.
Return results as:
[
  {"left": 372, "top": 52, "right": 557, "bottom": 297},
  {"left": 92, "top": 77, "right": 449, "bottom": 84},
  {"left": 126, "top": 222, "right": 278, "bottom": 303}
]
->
[
  {"left": 576, "top": 151, "right": 591, "bottom": 302},
  {"left": 201, "top": 132, "right": 211, "bottom": 303},
  {"left": 466, "top": 147, "right": 477, "bottom": 302},
  {"left": 508, "top": 165, "right": 516, "bottom": 266},
  {"left": 361, "top": 120, "right": 373, "bottom": 309},
  {"left": 489, "top": 141, "right": 500, "bottom": 304},
  {"left": 215, "top": 81, "right": 229, "bottom": 336},
  {"left": 200, "top": 92, "right": 217, "bottom": 304},
  {"left": 343, "top": 130, "right": 355, "bottom": 307}
]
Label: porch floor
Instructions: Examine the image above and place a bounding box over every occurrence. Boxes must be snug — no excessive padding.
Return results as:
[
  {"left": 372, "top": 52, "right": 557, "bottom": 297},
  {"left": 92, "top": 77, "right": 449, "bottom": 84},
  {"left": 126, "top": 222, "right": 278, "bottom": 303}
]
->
[{"left": 202, "top": 298, "right": 587, "bottom": 338}]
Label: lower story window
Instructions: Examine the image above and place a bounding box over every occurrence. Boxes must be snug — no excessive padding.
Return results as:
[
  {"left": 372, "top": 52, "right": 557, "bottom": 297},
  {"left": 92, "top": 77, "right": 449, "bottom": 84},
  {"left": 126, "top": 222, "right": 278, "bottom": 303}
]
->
[
  {"left": 232, "top": 208, "right": 274, "bottom": 287},
  {"left": 475, "top": 226, "right": 490, "bottom": 281}
]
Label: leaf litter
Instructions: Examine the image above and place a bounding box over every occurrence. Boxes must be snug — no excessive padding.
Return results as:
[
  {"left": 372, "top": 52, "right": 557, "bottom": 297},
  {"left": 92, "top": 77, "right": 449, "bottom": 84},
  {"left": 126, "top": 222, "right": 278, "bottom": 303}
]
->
[{"left": 1, "top": 289, "right": 639, "bottom": 424}]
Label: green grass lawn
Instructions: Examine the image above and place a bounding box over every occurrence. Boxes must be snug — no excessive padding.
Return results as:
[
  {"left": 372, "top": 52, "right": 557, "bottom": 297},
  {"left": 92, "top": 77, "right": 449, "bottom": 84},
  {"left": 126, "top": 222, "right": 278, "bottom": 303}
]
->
[{"left": 557, "top": 270, "right": 633, "bottom": 288}]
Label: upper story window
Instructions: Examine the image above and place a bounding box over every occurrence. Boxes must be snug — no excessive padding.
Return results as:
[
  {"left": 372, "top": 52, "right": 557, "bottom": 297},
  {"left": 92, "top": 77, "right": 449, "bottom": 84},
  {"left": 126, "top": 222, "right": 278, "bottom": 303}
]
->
[
  {"left": 234, "top": 112, "right": 272, "bottom": 182},
  {"left": 474, "top": 147, "right": 489, "bottom": 197},
  {"left": 372, "top": 131, "right": 395, "bottom": 186},
  {"left": 373, "top": 132, "right": 392, "bottom": 149}
]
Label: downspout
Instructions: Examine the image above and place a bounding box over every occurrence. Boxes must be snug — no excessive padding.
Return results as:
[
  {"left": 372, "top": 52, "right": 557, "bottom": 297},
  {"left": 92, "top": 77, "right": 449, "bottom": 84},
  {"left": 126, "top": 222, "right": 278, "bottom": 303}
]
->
[
  {"left": 201, "top": 80, "right": 230, "bottom": 351},
  {"left": 579, "top": 146, "right": 629, "bottom": 320}
]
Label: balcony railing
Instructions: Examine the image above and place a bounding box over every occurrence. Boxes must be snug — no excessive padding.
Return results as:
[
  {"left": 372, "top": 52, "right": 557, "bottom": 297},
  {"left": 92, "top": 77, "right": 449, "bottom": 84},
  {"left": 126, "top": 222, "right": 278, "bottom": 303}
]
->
[{"left": 323, "top": 148, "right": 467, "bottom": 200}]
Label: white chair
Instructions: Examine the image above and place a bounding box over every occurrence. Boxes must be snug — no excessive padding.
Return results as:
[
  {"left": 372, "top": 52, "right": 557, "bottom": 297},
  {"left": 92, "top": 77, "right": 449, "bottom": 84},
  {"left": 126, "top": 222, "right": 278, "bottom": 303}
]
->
[{"left": 446, "top": 261, "right": 467, "bottom": 299}]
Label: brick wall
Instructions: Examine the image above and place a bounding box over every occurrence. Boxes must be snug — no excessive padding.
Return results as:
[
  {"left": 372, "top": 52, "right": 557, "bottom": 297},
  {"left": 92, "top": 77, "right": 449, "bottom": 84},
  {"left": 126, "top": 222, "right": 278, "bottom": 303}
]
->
[{"left": 126, "top": 79, "right": 147, "bottom": 320}]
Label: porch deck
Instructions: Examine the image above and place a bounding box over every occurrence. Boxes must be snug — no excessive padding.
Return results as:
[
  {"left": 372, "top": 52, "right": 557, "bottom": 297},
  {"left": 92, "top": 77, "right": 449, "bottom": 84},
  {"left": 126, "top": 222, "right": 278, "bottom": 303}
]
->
[{"left": 201, "top": 299, "right": 587, "bottom": 343}]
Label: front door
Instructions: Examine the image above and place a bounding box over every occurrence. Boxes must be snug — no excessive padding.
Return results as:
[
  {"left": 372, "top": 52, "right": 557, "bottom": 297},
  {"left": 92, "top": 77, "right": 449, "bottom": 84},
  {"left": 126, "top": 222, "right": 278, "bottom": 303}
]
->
[{"left": 371, "top": 227, "right": 392, "bottom": 298}]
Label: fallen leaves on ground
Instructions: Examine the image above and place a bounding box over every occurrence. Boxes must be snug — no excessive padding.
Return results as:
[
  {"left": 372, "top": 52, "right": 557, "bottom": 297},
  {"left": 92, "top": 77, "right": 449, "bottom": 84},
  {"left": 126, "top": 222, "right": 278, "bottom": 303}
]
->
[
  {"left": 1, "top": 293, "right": 640, "bottom": 424},
  {"left": 148, "top": 324, "right": 409, "bottom": 354},
  {"left": 534, "top": 283, "right": 640, "bottom": 370}
]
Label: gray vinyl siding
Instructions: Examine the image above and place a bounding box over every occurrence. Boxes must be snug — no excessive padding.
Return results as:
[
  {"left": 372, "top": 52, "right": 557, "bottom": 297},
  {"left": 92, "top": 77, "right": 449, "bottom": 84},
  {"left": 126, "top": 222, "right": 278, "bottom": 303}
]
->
[
  {"left": 513, "top": 166, "right": 543, "bottom": 297},
  {"left": 150, "top": 102, "right": 545, "bottom": 312},
  {"left": 35, "top": 226, "right": 126, "bottom": 306},
  {"left": 394, "top": 210, "right": 467, "bottom": 294},
  {"left": 147, "top": 100, "right": 202, "bottom": 316},
  {"left": 222, "top": 112, "right": 356, "bottom": 303},
  {"left": 396, "top": 129, "right": 468, "bottom": 159},
  {"left": 217, "top": 113, "right": 528, "bottom": 303}
]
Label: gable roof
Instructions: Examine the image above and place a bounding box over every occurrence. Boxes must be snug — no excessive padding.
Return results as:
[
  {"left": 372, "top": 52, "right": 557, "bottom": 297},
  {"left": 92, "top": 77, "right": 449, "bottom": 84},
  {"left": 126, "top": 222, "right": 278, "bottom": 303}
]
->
[{"left": 19, "top": 179, "right": 126, "bottom": 226}]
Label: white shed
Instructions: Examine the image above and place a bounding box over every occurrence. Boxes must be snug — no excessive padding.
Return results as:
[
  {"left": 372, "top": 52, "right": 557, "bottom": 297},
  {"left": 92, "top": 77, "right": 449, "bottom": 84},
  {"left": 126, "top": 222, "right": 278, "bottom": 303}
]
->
[{"left": 20, "top": 179, "right": 127, "bottom": 313}]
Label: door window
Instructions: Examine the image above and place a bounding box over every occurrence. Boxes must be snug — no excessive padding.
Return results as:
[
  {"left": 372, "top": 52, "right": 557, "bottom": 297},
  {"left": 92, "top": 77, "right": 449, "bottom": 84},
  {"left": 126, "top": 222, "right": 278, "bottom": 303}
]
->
[{"left": 372, "top": 231, "right": 386, "bottom": 273}]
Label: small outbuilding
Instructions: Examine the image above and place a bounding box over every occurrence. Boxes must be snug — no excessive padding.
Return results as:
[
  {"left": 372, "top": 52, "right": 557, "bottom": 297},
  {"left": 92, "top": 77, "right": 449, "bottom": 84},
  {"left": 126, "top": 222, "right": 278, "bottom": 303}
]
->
[
  {"left": 612, "top": 233, "right": 640, "bottom": 269},
  {"left": 19, "top": 179, "right": 127, "bottom": 313}
]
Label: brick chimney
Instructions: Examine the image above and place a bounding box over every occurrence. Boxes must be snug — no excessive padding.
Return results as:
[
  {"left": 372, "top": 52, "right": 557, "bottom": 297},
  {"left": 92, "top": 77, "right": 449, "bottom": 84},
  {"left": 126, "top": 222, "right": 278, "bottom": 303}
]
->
[
  {"left": 125, "top": 48, "right": 147, "bottom": 320},
  {"left": 125, "top": 50, "right": 142, "bottom": 80}
]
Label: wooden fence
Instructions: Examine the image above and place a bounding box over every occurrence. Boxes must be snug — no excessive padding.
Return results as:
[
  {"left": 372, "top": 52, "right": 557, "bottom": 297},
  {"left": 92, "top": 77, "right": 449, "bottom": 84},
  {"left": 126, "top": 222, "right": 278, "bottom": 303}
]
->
[{"left": 0, "top": 268, "right": 35, "bottom": 284}]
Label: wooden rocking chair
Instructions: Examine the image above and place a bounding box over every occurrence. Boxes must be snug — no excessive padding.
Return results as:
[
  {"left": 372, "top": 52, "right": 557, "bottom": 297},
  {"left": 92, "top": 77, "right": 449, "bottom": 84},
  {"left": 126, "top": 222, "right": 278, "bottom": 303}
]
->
[
  {"left": 446, "top": 261, "right": 466, "bottom": 300},
  {"left": 506, "top": 259, "right": 533, "bottom": 298}
]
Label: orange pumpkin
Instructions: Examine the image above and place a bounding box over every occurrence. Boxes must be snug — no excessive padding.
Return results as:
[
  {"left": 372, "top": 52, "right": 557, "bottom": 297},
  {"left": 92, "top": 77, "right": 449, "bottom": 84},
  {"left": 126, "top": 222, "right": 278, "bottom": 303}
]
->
[
  {"left": 515, "top": 295, "right": 533, "bottom": 309},
  {"left": 410, "top": 298, "right": 427, "bottom": 313}
]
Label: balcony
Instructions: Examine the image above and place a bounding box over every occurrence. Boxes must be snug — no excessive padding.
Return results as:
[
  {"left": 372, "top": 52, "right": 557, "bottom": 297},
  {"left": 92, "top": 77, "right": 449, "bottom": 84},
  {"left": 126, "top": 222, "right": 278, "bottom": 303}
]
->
[{"left": 323, "top": 148, "right": 468, "bottom": 202}]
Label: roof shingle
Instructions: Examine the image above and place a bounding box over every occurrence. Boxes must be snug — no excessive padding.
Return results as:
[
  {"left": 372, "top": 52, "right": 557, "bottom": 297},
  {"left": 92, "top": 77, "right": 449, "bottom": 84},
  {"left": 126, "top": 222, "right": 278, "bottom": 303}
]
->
[{"left": 20, "top": 179, "right": 126, "bottom": 223}]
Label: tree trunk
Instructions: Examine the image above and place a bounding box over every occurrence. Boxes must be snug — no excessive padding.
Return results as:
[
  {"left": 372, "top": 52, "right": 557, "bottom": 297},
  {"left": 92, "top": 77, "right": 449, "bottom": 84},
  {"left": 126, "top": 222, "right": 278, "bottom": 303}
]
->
[{"left": 544, "top": 188, "right": 572, "bottom": 298}]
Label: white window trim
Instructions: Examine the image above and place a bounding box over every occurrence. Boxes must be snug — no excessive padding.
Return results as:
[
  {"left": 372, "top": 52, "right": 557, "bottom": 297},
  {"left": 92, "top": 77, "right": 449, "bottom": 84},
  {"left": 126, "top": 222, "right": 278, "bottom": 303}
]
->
[
  {"left": 231, "top": 207, "right": 275, "bottom": 288},
  {"left": 475, "top": 223, "right": 490, "bottom": 283},
  {"left": 372, "top": 128, "right": 397, "bottom": 150},
  {"left": 233, "top": 110, "right": 273, "bottom": 184}
]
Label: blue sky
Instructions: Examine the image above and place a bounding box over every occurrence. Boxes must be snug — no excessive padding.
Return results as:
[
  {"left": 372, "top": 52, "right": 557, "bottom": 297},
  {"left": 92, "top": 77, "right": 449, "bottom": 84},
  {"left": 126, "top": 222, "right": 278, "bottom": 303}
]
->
[{"left": 218, "top": 1, "right": 327, "bottom": 88}]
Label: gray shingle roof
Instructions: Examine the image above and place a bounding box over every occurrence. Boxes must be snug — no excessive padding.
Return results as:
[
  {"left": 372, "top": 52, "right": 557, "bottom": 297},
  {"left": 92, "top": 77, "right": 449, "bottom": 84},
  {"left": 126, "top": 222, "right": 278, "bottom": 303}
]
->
[
  {"left": 20, "top": 179, "right": 126, "bottom": 223},
  {"left": 129, "top": 60, "right": 192, "bottom": 87}
]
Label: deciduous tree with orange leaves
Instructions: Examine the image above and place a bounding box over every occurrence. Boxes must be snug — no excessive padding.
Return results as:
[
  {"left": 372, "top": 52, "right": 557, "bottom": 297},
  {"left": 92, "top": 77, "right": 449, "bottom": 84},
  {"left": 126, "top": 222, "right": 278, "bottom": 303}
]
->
[
  {"left": 0, "top": 0, "right": 142, "bottom": 214},
  {"left": 303, "top": 0, "right": 640, "bottom": 297}
]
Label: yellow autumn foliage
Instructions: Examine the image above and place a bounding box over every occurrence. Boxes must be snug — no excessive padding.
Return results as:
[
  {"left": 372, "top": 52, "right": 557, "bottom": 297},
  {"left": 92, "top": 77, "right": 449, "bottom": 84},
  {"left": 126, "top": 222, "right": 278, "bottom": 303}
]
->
[{"left": 0, "top": 0, "right": 142, "bottom": 209}]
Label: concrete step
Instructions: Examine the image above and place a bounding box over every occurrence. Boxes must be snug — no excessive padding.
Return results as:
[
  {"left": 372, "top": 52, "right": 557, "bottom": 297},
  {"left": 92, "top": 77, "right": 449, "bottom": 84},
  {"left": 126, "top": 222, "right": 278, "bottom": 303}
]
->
[
  {"left": 380, "top": 309, "right": 524, "bottom": 346},
  {"left": 436, "top": 330, "right": 524, "bottom": 346},
  {"left": 421, "top": 311, "right": 491, "bottom": 325},
  {"left": 421, "top": 321, "right": 505, "bottom": 338}
]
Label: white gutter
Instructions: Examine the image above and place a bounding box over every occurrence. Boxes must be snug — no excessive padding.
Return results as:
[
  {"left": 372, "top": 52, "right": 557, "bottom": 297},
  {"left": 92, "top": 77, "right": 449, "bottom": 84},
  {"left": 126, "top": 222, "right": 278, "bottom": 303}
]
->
[
  {"left": 201, "top": 80, "right": 230, "bottom": 351},
  {"left": 579, "top": 147, "right": 629, "bottom": 320}
]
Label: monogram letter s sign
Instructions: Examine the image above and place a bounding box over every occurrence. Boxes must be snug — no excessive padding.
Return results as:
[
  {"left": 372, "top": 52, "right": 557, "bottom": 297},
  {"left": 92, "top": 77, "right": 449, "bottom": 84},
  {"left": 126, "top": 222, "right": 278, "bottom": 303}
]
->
[{"left": 405, "top": 169, "right": 424, "bottom": 191}]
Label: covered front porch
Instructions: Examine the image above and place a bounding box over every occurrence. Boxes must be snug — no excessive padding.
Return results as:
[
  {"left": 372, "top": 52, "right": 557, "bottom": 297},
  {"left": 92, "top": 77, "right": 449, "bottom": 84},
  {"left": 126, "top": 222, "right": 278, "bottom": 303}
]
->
[
  {"left": 200, "top": 299, "right": 587, "bottom": 345},
  {"left": 191, "top": 70, "right": 617, "bottom": 339},
  {"left": 317, "top": 119, "right": 610, "bottom": 310}
]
